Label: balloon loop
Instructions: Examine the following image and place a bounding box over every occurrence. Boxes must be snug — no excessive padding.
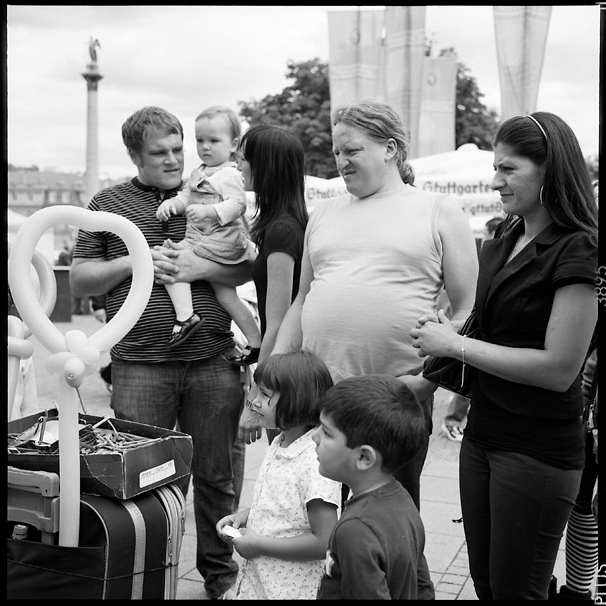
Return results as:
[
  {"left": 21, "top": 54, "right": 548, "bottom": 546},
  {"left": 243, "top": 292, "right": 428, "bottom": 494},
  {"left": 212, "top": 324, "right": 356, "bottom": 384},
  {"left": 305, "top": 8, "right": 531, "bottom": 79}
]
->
[
  {"left": 46, "top": 330, "right": 100, "bottom": 388},
  {"left": 8, "top": 335, "right": 34, "bottom": 360}
]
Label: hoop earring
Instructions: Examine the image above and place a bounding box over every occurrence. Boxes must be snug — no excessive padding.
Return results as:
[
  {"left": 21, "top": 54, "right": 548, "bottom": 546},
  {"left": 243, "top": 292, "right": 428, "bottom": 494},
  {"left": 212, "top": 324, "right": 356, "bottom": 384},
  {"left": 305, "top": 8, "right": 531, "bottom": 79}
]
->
[{"left": 539, "top": 186, "right": 545, "bottom": 207}]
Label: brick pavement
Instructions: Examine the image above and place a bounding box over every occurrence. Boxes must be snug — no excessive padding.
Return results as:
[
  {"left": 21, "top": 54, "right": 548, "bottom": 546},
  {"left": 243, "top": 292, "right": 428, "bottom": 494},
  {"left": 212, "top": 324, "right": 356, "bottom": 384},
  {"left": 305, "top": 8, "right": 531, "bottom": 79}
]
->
[{"left": 14, "top": 312, "right": 576, "bottom": 600}]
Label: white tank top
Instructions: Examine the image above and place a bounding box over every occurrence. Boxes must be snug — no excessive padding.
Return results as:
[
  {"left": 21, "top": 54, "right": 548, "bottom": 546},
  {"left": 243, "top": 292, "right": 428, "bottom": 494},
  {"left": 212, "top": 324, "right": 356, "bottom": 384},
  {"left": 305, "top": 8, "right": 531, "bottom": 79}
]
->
[{"left": 302, "top": 182, "right": 446, "bottom": 382}]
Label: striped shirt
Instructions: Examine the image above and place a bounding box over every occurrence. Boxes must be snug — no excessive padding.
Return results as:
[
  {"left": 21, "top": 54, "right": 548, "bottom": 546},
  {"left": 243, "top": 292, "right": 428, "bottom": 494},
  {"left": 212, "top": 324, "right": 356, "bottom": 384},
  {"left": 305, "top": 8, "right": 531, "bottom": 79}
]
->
[{"left": 73, "top": 177, "right": 235, "bottom": 362}]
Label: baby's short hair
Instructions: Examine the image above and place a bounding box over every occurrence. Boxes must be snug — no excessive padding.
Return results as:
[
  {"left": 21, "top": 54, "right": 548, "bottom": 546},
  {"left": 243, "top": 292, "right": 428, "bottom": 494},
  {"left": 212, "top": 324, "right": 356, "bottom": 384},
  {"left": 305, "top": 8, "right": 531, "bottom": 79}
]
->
[
  {"left": 319, "top": 375, "right": 428, "bottom": 472},
  {"left": 196, "top": 105, "right": 241, "bottom": 139}
]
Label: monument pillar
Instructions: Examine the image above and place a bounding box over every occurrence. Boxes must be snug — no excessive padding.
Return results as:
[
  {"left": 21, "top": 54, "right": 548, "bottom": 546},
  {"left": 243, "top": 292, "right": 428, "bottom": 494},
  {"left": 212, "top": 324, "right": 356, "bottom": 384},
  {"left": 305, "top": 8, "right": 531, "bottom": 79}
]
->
[{"left": 81, "top": 38, "right": 103, "bottom": 206}]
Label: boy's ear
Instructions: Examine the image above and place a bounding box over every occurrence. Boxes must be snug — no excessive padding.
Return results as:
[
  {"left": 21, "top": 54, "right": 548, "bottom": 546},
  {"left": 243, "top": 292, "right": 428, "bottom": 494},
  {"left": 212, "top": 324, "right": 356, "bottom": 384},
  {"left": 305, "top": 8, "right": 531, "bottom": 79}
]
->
[{"left": 355, "top": 444, "right": 379, "bottom": 471}]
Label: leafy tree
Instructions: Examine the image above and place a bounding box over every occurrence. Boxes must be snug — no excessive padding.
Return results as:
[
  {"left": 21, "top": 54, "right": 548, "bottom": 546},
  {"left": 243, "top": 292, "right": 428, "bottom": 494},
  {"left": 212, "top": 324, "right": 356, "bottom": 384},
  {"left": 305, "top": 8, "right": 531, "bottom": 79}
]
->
[
  {"left": 584, "top": 154, "right": 598, "bottom": 182},
  {"left": 239, "top": 59, "right": 337, "bottom": 178},
  {"left": 239, "top": 52, "right": 499, "bottom": 175},
  {"left": 436, "top": 48, "right": 499, "bottom": 150}
]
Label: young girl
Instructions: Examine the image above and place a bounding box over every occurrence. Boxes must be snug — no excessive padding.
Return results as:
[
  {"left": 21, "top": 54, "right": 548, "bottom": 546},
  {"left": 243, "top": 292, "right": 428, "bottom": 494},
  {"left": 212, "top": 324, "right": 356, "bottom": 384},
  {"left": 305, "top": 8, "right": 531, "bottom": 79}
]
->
[
  {"left": 237, "top": 125, "right": 309, "bottom": 444},
  {"left": 216, "top": 350, "right": 342, "bottom": 600},
  {"left": 156, "top": 106, "right": 261, "bottom": 363}
]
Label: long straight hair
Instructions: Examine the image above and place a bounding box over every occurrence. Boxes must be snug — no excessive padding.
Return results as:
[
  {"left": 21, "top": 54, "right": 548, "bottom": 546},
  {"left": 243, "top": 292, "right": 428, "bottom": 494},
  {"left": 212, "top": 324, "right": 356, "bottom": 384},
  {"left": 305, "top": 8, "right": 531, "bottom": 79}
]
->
[
  {"left": 493, "top": 112, "right": 597, "bottom": 237},
  {"left": 240, "top": 125, "right": 308, "bottom": 249}
]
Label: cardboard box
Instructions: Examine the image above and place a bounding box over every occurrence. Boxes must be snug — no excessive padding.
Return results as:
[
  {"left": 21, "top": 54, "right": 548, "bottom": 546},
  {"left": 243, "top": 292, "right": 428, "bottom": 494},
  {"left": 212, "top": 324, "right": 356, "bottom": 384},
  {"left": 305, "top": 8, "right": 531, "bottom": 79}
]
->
[{"left": 7, "top": 409, "right": 193, "bottom": 500}]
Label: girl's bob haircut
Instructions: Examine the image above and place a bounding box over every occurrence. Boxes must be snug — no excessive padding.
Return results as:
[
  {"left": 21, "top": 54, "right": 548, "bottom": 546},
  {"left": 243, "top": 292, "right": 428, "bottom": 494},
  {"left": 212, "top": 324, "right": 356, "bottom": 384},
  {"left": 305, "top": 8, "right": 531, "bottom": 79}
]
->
[{"left": 253, "top": 350, "right": 334, "bottom": 431}]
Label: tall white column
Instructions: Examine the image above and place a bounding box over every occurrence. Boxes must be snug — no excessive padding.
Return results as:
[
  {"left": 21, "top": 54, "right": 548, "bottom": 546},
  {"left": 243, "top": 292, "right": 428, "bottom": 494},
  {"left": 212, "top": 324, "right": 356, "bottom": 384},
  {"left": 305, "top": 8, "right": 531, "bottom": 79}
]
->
[{"left": 81, "top": 58, "right": 103, "bottom": 206}]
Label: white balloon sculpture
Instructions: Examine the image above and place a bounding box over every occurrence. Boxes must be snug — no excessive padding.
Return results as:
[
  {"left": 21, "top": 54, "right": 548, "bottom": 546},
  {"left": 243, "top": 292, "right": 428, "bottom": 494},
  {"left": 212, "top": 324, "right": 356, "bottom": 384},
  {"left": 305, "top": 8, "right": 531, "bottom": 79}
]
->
[
  {"left": 8, "top": 206, "right": 154, "bottom": 547},
  {"left": 8, "top": 243, "right": 57, "bottom": 417}
]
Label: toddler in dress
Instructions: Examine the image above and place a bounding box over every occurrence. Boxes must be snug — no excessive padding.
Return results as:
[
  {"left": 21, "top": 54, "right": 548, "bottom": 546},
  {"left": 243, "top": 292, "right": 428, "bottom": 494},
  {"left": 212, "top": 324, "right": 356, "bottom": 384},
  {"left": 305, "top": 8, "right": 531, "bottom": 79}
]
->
[{"left": 156, "top": 106, "right": 260, "bottom": 364}]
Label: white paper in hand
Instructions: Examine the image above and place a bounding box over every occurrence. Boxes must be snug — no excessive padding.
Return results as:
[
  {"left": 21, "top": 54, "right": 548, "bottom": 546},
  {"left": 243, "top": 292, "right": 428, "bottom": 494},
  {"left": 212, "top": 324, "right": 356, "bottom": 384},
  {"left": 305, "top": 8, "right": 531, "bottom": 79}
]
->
[{"left": 223, "top": 525, "right": 241, "bottom": 538}]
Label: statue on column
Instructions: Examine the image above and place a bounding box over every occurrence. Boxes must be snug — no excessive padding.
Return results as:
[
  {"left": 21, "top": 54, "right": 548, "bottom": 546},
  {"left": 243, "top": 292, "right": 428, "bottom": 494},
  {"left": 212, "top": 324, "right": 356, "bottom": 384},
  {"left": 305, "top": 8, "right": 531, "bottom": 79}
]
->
[{"left": 89, "top": 37, "right": 101, "bottom": 64}]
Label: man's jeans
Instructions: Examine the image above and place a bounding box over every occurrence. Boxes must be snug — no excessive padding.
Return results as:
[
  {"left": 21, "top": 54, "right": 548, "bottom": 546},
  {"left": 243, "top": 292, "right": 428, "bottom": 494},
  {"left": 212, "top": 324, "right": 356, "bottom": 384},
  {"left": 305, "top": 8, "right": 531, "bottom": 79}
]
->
[{"left": 111, "top": 355, "right": 242, "bottom": 598}]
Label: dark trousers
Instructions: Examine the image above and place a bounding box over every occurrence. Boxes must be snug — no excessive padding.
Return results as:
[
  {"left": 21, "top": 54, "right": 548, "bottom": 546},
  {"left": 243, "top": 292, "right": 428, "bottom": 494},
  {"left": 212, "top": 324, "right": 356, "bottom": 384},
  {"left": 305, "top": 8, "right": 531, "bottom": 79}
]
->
[{"left": 460, "top": 437, "right": 582, "bottom": 599}]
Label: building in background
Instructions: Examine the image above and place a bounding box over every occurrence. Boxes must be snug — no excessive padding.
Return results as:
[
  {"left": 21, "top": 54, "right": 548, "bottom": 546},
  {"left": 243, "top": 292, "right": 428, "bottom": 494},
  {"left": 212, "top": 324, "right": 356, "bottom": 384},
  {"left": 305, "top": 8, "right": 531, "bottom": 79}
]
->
[{"left": 7, "top": 168, "right": 127, "bottom": 263}]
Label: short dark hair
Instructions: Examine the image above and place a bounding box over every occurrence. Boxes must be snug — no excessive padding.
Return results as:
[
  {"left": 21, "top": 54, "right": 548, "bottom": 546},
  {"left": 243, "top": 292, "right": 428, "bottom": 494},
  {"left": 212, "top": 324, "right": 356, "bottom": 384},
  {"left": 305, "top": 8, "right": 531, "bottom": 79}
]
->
[
  {"left": 121, "top": 106, "right": 183, "bottom": 155},
  {"left": 319, "top": 375, "right": 428, "bottom": 473},
  {"left": 253, "top": 350, "right": 334, "bottom": 431}
]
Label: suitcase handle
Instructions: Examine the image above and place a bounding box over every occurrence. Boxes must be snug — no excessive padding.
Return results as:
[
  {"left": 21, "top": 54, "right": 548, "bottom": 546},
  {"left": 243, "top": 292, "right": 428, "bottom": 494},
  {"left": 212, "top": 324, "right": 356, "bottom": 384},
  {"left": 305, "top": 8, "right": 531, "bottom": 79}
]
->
[{"left": 8, "top": 466, "right": 60, "bottom": 497}]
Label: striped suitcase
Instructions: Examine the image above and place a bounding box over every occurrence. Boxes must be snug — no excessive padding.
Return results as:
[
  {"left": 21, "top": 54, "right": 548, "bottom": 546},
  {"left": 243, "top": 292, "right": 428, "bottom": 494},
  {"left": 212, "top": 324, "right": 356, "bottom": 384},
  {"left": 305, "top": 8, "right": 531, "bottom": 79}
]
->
[{"left": 7, "top": 480, "right": 186, "bottom": 599}]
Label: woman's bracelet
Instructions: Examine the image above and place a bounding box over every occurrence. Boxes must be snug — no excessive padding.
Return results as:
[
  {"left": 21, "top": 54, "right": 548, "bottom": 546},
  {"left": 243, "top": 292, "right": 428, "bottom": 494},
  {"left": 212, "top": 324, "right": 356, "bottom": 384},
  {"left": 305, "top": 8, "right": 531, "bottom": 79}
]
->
[{"left": 461, "top": 335, "right": 467, "bottom": 388}]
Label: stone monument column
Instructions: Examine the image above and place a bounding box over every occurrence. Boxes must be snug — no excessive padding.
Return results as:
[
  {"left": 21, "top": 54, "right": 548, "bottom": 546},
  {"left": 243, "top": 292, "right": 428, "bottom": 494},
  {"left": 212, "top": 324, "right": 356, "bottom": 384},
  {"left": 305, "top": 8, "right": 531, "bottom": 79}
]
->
[{"left": 81, "top": 38, "right": 103, "bottom": 206}]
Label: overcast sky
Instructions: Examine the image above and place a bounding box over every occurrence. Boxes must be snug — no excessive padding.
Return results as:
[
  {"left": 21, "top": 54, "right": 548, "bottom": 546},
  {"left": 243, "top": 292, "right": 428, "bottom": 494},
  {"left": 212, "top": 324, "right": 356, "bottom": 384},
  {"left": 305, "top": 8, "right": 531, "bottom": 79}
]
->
[{"left": 7, "top": 5, "right": 600, "bottom": 180}]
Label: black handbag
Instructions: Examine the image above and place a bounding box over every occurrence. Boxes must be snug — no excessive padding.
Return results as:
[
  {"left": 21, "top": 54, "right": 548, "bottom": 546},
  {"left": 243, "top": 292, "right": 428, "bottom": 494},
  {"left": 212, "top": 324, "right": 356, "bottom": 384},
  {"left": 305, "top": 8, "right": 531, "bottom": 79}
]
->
[{"left": 422, "top": 308, "right": 478, "bottom": 398}]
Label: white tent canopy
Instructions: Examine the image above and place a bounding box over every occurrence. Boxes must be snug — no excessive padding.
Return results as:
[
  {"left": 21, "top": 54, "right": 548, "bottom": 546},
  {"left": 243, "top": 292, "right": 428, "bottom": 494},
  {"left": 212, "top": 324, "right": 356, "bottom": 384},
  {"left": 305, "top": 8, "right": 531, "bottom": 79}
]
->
[
  {"left": 304, "top": 144, "right": 504, "bottom": 235},
  {"left": 410, "top": 143, "right": 503, "bottom": 233}
]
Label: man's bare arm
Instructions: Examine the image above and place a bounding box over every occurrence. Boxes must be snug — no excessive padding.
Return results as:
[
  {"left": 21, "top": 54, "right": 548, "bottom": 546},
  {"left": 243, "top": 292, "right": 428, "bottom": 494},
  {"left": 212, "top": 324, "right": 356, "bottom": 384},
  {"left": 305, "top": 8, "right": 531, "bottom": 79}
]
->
[
  {"left": 153, "top": 239, "right": 254, "bottom": 287},
  {"left": 70, "top": 256, "right": 132, "bottom": 297}
]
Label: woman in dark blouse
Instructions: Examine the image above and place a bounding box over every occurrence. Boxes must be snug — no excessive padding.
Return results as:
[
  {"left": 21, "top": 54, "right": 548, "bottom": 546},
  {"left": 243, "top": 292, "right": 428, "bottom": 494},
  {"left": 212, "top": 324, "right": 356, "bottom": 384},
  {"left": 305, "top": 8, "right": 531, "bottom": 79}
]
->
[
  {"left": 411, "top": 112, "right": 598, "bottom": 599},
  {"left": 238, "top": 125, "right": 308, "bottom": 443}
]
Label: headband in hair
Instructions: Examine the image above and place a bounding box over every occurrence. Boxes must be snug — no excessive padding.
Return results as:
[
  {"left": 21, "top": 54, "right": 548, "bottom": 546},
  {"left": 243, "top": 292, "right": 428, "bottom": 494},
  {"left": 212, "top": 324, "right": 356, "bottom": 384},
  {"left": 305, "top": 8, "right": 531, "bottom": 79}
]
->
[{"left": 525, "top": 115, "right": 547, "bottom": 141}]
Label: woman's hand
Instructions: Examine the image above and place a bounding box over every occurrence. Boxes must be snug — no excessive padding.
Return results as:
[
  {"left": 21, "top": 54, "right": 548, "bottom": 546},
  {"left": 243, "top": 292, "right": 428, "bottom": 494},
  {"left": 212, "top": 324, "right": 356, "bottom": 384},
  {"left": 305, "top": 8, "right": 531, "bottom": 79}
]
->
[{"left": 410, "top": 309, "right": 458, "bottom": 358}]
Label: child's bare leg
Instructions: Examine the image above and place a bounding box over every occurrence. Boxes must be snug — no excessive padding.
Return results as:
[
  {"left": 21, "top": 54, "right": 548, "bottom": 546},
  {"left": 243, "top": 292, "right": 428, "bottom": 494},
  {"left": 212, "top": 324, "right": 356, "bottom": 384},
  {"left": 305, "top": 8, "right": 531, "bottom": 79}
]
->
[
  {"left": 164, "top": 282, "right": 204, "bottom": 349},
  {"left": 213, "top": 282, "right": 261, "bottom": 366},
  {"left": 165, "top": 282, "right": 195, "bottom": 323}
]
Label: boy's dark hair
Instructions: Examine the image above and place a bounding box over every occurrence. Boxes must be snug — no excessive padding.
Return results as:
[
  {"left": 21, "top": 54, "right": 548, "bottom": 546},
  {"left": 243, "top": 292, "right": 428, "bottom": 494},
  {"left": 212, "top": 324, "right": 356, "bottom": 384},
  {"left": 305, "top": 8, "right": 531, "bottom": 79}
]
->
[
  {"left": 253, "top": 350, "right": 334, "bottom": 431},
  {"left": 319, "top": 375, "right": 428, "bottom": 473}
]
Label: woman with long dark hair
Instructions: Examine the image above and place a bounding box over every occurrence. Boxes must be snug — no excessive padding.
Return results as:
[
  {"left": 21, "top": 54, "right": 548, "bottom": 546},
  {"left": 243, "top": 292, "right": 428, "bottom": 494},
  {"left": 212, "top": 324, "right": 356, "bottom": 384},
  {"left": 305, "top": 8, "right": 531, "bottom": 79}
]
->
[
  {"left": 238, "top": 125, "right": 309, "bottom": 443},
  {"left": 411, "top": 111, "right": 598, "bottom": 599}
]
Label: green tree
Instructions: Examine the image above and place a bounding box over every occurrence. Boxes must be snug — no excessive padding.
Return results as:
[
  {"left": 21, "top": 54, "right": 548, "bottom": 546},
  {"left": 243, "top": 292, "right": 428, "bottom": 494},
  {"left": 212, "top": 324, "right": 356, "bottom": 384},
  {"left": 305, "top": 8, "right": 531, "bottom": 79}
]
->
[
  {"left": 239, "top": 52, "right": 500, "bottom": 176},
  {"left": 238, "top": 59, "right": 337, "bottom": 178},
  {"left": 584, "top": 154, "right": 598, "bottom": 182},
  {"left": 436, "top": 48, "right": 499, "bottom": 150}
]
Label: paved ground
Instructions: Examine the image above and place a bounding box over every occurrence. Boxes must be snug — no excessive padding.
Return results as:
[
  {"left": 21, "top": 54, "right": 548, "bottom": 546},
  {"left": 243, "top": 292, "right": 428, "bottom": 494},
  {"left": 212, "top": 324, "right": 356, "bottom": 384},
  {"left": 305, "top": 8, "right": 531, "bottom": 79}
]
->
[{"left": 13, "top": 312, "right": 579, "bottom": 600}]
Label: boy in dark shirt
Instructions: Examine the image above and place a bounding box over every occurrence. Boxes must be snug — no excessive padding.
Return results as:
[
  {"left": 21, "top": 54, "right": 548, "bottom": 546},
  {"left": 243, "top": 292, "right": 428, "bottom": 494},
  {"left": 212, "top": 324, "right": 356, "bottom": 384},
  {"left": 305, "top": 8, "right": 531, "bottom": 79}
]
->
[{"left": 313, "top": 374, "right": 435, "bottom": 600}]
